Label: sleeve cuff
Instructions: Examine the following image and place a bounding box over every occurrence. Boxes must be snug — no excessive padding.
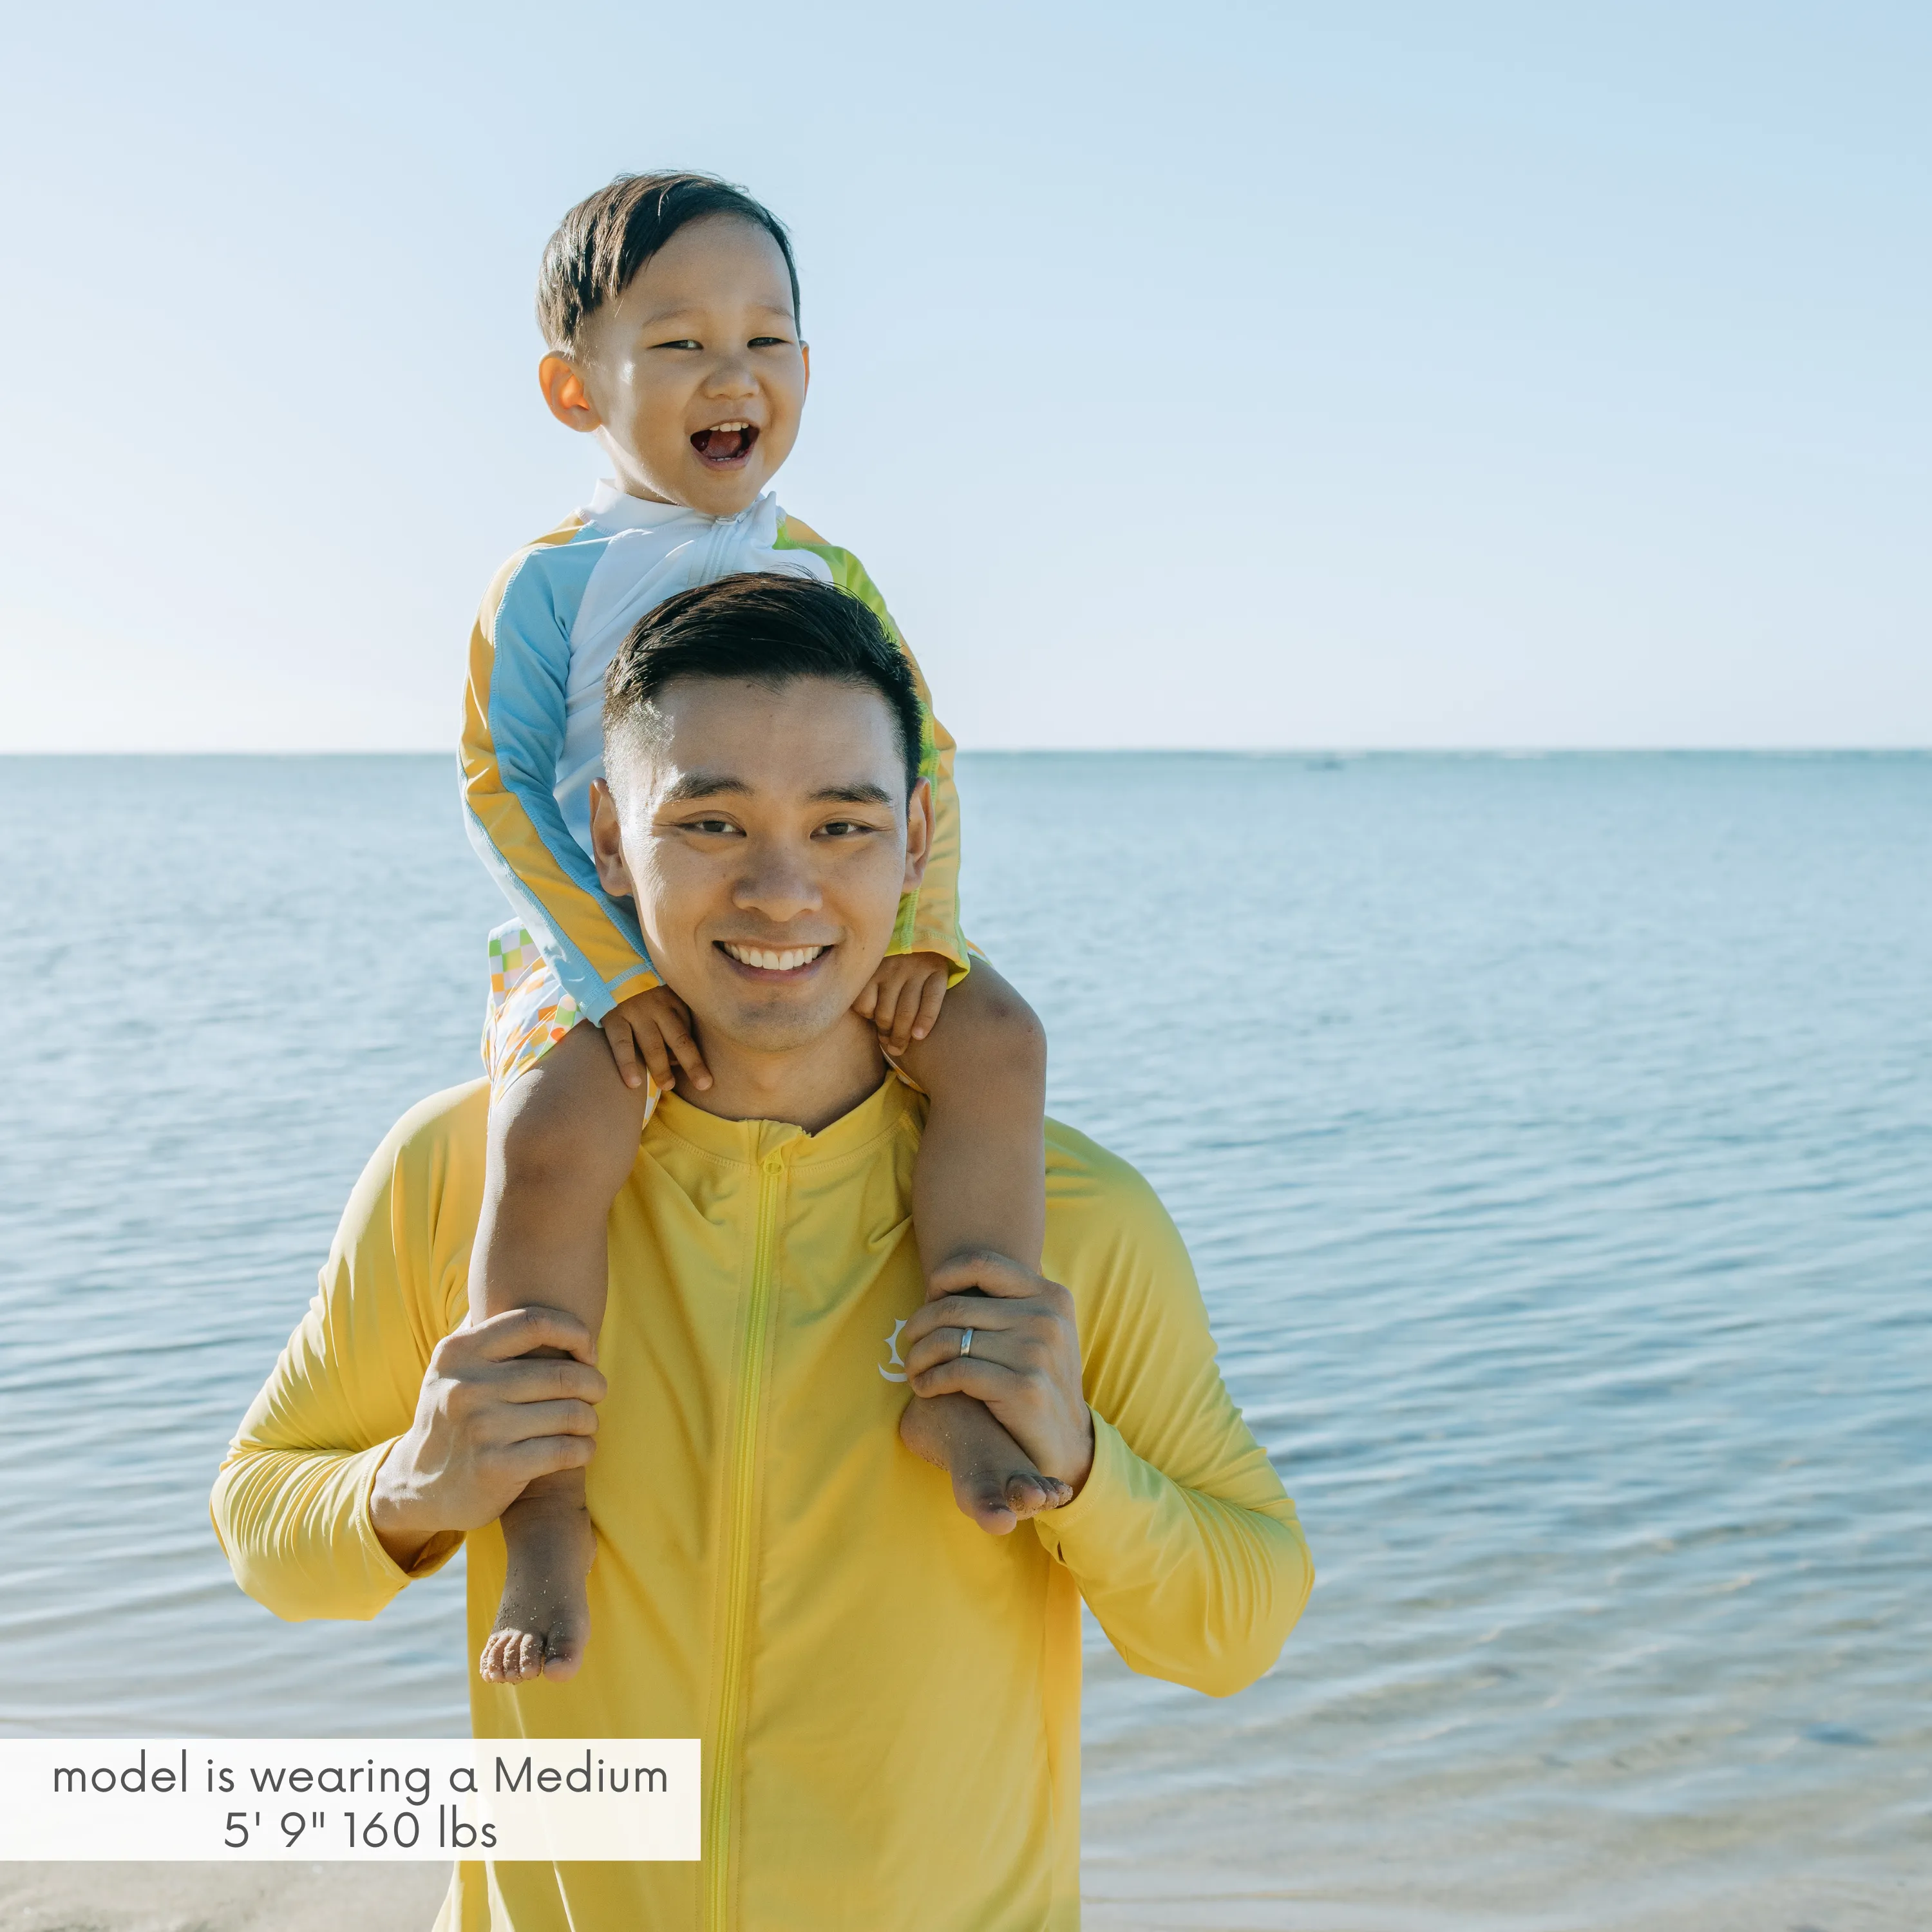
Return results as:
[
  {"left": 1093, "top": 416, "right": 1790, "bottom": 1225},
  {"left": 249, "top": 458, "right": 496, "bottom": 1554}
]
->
[
  {"left": 359, "top": 1443, "right": 465, "bottom": 1587},
  {"left": 1030, "top": 1409, "right": 1135, "bottom": 1564},
  {"left": 604, "top": 965, "right": 664, "bottom": 1008}
]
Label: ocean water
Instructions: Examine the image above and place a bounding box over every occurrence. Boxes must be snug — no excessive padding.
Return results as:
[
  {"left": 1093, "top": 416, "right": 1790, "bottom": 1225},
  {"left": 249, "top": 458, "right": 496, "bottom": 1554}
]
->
[{"left": 1, "top": 752, "right": 1926, "bottom": 1929}]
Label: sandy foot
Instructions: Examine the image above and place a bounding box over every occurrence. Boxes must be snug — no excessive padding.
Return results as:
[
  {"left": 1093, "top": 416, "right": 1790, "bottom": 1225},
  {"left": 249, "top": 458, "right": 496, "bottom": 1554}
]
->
[
  {"left": 478, "top": 1492, "right": 595, "bottom": 1685},
  {"left": 900, "top": 1390, "right": 1073, "bottom": 1535}
]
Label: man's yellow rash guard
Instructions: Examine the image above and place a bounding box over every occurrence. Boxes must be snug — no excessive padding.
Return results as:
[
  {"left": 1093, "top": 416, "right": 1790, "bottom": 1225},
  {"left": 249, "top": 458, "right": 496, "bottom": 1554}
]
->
[
  {"left": 460, "top": 488, "right": 967, "bottom": 1021},
  {"left": 211, "top": 1079, "right": 1312, "bottom": 1932}
]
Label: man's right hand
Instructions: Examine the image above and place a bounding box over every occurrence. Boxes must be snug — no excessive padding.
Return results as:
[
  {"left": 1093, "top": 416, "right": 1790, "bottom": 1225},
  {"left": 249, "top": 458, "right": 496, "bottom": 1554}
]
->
[{"left": 368, "top": 1308, "right": 606, "bottom": 1570}]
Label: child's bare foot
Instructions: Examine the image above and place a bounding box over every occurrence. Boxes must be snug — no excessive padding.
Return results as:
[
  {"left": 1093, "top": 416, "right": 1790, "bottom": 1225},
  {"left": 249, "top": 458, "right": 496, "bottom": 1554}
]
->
[
  {"left": 899, "top": 1390, "right": 1072, "bottom": 1535},
  {"left": 478, "top": 1490, "right": 595, "bottom": 1685}
]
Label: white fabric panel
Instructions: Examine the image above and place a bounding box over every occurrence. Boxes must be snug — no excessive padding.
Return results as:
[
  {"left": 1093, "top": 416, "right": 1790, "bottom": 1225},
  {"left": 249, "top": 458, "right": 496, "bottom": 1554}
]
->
[{"left": 553, "top": 484, "right": 833, "bottom": 859}]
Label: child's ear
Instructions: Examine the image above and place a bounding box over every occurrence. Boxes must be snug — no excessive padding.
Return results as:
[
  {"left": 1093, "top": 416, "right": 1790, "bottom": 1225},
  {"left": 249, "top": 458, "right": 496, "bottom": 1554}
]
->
[
  {"left": 800, "top": 341, "right": 811, "bottom": 399},
  {"left": 539, "top": 354, "right": 603, "bottom": 434},
  {"left": 589, "top": 780, "right": 634, "bottom": 897},
  {"left": 900, "top": 778, "right": 933, "bottom": 896}
]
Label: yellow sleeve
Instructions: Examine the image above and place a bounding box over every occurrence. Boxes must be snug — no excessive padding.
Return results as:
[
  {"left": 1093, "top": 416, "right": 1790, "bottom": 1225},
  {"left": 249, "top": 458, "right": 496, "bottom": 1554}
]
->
[
  {"left": 775, "top": 517, "right": 967, "bottom": 971},
  {"left": 209, "top": 1084, "right": 488, "bottom": 1621},
  {"left": 1032, "top": 1124, "right": 1314, "bottom": 1697}
]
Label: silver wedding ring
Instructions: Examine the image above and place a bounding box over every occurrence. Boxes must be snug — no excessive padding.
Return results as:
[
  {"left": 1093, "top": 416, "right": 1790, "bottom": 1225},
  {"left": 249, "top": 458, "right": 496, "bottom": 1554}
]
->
[{"left": 958, "top": 1327, "right": 974, "bottom": 1359}]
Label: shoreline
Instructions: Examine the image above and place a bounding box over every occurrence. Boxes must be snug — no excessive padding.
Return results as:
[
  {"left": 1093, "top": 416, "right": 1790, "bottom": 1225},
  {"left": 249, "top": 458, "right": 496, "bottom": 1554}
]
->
[{"left": 0, "top": 1862, "right": 453, "bottom": 1931}]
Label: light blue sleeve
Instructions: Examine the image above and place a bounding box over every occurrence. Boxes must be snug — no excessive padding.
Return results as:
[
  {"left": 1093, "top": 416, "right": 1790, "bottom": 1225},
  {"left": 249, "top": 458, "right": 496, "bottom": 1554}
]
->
[{"left": 459, "top": 535, "right": 657, "bottom": 1023}]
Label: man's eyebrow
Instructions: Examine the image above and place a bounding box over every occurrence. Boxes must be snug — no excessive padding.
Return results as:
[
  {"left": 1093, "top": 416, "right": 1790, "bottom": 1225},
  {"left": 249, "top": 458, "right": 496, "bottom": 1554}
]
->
[
  {"left": 660, "top": 773, "right": 752, "bottom": 803},
  {"left": 811, "top": 783, "right": 895, "bottom": 806}
]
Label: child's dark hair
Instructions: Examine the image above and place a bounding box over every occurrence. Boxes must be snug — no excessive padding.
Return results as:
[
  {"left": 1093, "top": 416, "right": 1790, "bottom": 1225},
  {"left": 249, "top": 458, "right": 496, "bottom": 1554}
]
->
[
  {"left": 536, "top": 171, "right": 800, "bottom": 355},
  {"left": 603, "top": 574, "right": 924, "bottom": 799}
]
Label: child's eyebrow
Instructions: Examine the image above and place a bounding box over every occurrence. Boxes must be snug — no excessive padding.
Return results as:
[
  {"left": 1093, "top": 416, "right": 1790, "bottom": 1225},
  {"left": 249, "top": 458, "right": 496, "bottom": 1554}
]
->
[{"left": 635, "top": 296, "right": 798, "bottom": 329}]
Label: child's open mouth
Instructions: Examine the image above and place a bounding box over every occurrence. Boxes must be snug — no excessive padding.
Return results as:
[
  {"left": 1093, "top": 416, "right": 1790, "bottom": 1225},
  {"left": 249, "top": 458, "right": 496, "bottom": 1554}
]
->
[{"left": 691, "top": 422, "right": 759, "bottom": 467}]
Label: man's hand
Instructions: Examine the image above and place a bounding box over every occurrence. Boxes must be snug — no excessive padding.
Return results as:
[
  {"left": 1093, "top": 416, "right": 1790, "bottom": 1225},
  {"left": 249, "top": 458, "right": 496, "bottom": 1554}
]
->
[
  {"left": 603, "top": 983, "right": 712, "bottom": 1094},
  {"left": 853, "top": 951, "right": 952, "bottom": 1058},
  {"left": 900, "top": 1251, "right": 1095, "bottom": 1497},
  {"left": 369, "top": 1309, "right": 607, "bottom": 1569}
]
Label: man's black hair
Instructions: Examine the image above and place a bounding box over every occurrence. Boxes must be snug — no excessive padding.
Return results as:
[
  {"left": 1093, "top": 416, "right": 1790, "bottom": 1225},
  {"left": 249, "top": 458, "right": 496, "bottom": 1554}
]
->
[
  {"left": 537, "top": 171, "right": 800, "bottom": 355},
  {"left": 602, "top": 573, "right": 925, "bottom": 799}
]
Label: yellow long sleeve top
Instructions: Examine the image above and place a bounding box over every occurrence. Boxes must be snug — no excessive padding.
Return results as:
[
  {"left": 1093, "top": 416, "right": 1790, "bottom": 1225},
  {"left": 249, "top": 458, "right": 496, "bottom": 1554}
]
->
[{"left": 211, "top": 1077, "right": 1312, "bottom": 1932}]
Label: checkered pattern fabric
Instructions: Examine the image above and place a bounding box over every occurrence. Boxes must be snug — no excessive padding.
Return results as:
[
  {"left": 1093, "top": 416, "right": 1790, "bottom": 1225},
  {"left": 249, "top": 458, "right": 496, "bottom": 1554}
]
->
[{"left": 482, "top": 919, "right": 660, "bottom": 1117}]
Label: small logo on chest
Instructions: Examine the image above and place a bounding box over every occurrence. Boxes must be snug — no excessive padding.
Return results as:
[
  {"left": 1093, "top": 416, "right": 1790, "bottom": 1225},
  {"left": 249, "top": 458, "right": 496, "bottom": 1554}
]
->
[{"left": 877, "top": 1318, "right": 909, "bottom": 1383}]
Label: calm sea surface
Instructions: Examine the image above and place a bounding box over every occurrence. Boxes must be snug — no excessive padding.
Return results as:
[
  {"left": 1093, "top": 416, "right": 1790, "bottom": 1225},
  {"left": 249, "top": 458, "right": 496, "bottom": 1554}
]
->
[{"left": 1, "top": 753, "right": 1927, "bottom": 1929}]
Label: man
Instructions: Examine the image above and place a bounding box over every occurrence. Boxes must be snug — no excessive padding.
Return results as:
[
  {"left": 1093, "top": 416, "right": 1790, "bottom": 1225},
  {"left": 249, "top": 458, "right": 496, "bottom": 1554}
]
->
[{"left": 212, "top": 573, "right": 1313, "bottom": 1932}]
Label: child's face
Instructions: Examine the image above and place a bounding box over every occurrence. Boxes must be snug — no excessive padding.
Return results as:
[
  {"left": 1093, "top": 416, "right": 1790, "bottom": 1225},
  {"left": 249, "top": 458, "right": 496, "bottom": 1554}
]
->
[{"left": 544, "top": 214, "right": 808, "bottom": 517}]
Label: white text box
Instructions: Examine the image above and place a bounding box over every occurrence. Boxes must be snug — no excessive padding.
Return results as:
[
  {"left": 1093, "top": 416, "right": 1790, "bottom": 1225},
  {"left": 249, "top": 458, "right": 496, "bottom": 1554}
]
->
[{"left": 0, "top": 1739, "right": 700, "bottom": 1861}]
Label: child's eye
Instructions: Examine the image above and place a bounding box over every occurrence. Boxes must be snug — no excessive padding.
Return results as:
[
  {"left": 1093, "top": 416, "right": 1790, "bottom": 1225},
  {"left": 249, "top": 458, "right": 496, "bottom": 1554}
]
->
[
  {"left": 748, "top": 336, "right": 790, "bottom": 348},
  {"left": 650, "top": 338, "right": 703, "bottom": 352}
]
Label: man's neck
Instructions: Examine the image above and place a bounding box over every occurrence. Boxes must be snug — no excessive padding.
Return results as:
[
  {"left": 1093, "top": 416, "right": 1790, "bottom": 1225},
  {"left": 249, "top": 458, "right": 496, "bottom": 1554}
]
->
[{"left": 676, "top": 1011, "right": 889, "bottom": 1135}]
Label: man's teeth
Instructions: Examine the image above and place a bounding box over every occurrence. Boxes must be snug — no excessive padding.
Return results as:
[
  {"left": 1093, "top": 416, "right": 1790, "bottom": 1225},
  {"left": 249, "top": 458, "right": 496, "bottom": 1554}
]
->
[{"left": 723, "top": 943, "right": 826, "bottom": 971}]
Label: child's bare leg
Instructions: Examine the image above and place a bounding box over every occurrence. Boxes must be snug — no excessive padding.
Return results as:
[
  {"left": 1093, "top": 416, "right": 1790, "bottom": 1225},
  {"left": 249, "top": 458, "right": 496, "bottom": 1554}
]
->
[
  {"left": 893, "top": 962, "right": 1069, "bottom": 1533},
  {"left": 469, "top": 1024, "right": 645, "bottom": 1685}
]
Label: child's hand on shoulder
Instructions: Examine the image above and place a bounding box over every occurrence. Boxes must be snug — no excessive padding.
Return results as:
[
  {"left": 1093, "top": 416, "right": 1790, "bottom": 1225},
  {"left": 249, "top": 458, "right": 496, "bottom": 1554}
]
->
[
  {"left": 855, "top": 952, "right": 952, "bottom": 1057},
  {"left": 603, "top": 984, "right": 713, "bottom": 1095}
]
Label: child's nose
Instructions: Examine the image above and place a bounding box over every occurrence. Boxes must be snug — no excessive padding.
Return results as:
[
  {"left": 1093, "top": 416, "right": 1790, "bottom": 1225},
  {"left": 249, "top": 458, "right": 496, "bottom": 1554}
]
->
[{"left": 705, "top": 352, "right": 757, "bottom": 395}]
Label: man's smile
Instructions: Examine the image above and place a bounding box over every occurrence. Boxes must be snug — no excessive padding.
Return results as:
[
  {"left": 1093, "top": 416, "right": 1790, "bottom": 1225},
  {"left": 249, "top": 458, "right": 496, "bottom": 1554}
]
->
[
  {"left": 691, "top": 420, "right": 759, "bottom": 468},
  {"left": 717, "top": 939, "right": 829, "bottom": 976}
]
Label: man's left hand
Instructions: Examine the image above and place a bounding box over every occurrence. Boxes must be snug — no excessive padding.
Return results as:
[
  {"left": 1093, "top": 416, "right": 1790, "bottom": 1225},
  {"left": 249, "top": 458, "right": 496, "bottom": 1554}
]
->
[{"left": 902, "top": 1251, "right": 1095, "bottom": 1497}]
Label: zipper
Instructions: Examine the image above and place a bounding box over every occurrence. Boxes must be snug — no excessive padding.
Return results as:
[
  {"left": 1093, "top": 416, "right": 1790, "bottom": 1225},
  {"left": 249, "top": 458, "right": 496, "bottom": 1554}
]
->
[
  {"left": 696, "top": 497, "right": 755, "bottom": 590},
  {"left": 706, "top": 1148, "right": 784, "bottom": 1932}
]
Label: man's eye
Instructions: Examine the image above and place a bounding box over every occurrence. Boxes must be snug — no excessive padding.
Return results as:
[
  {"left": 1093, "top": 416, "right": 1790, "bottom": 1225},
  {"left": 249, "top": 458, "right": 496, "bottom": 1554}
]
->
[
  {"left": 819, "top": 820, "right": 873, "bottom": 838},
  {"left": 685, "top": 817, "right": 738, "bottom": 835}
]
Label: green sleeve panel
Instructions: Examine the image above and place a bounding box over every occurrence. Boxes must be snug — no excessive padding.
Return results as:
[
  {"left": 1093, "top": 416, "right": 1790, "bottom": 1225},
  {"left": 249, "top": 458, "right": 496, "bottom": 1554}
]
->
[{"left": 773, "top": 522, "right": 968, "bottom": 970}]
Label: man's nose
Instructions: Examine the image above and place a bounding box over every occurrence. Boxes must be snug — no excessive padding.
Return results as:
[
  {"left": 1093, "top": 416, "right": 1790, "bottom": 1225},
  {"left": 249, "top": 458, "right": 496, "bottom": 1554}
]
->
[{"left": 732, "top": 848, "right": 821, "bottom": 923}]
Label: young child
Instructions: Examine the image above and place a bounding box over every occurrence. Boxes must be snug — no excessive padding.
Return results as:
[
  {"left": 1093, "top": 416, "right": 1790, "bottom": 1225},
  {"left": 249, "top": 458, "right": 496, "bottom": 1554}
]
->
[{"left": 459, "top": 172, "right": 1059, "bottom": 1687}]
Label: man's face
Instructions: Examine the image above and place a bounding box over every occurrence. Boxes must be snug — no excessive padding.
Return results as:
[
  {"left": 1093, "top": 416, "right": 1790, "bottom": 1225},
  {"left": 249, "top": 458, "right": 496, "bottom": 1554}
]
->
[
  {"left": 562, "top": 214, "right": 808, "bottom": 517},
  {"left": 592, "top": 676, "right": 929, "bottom": 1055}
]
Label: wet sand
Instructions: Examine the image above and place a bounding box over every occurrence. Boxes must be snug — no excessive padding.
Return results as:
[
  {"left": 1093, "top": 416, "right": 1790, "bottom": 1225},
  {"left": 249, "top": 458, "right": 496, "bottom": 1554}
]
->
[{"left": 0, "top": 1862, "right": 452, "bottom": 1931}]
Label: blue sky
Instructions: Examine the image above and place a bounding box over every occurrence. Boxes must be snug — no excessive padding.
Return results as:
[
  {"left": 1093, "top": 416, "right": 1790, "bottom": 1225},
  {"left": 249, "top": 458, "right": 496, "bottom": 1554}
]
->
[{"left": 2, "top": 2, "right": 1926, "bottom": 750}]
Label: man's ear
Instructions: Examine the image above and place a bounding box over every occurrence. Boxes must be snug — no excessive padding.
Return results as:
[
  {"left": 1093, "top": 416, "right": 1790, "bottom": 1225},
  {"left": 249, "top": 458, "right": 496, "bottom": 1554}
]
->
[
  {"left": 539, "top": 354, "right": 603, "bottom": 434},
  {"left": 900, "top": 777, "right": 933, "bottom": 896},
  {"left": 589, "top": 779, "right": 635, "bottom": 897}
]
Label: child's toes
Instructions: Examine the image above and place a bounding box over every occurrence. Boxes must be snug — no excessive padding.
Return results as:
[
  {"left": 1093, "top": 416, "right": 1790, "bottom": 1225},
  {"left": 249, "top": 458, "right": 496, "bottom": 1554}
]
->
[
  {"left": 481, "top": 1629, "right": 538, "bottom": 1685},
  {"left": 1003, "top": 1471, "right": 1072, "bottom": 1520},
  {"left": 954, "top": 1468, "right": 1019, "bottom": 1535},
  {"left": 541, "top": 1613, "right": 591, "bottom": 1682}
]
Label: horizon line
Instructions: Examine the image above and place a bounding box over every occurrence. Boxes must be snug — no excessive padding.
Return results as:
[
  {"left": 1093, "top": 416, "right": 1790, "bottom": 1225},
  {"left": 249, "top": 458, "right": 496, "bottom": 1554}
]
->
[{"left": 3, "top": 745, "right": 1929, "bottom": 759}]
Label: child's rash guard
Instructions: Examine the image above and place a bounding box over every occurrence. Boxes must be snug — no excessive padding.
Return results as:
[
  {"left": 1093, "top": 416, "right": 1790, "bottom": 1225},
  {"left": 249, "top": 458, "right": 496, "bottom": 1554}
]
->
[{"left": 460, "top": 482, "right": 967, "bottom": 1023}]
